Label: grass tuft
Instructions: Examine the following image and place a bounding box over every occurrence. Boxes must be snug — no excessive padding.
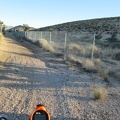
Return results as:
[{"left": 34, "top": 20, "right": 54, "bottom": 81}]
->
[
  {"left": 0, "top": 32, "right": 3, "bottom": 39},
  {"left": 39, "top": 39, "right": 55, "bottom": 52},
  {"left": 68, "top": 43, "right": 86, "bottom": 54},
  {"left": 98, "top": 67, "right": 109, "bottom": 82},
  {"left": 94, "top": 58, "right": 101, "bottom": 66},
  {"left": 83, "top": 59, "right": 94, "bottom": 70},
  {"left": 68, "top": 55, "right": 82, "bottom": 64},
  {"left": 92, "top": 87, "right": 107, "bottom": 101}
]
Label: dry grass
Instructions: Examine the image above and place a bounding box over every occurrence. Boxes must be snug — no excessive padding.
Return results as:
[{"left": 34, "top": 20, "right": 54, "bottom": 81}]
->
[
  {"left": 87, "top": 44, "right": 100, "bottom": 53},
  {"left": 68, "top": 43, "right": 86, "bottom": 54},
  {"left": 92, "top": 87, "right": 107, "bottom": 101},
  {"left": 94, "top": 58, "right": 101, "bottom": 66},
  {"left": 0, "top": 32, "right": 3, "bottom": 39},
  {"left": 68, "top": 55, "right": 81, "bottom": 62},
  {"left": 68, "top": 43, "right": 101, "bottom": 58},
  {"left": 86, "top": 44, "right": 101, "bottom": 57},
  {"left": 39, "top": 39, "right": 55, "bottom": 52},
  {"left": 115, "top": 71, "right": 120, "bottom": 81},
  {"left": 109, "top": 68, "right": 120, "bottom": 81},
  {"left": 101, "top": 47, "right": 120, "bottom": 59},
  {"left": 83, "top": 59, "right": 95, "bottom": 70},
  {"left": 98, "top": 67, "right": 109, "bottom": 81}
]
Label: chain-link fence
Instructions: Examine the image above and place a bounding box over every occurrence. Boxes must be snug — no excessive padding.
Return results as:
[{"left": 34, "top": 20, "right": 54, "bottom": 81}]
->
[
  {"left": 12, "top": 31, "right": 120, "bottom": 63},
  {"left": 10, "top": 30, "right": 120, "bottom": 80},
  {"left": 25, "top": 31, "right": 66, "bottom": 52},
  {"left": 24, "top": 31, "right": 96, "bottom": 60}
]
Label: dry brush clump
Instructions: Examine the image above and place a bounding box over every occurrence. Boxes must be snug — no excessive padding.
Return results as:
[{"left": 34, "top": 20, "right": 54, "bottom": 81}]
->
[
  {"left": 100, "top": 47, "right": 120, "bottom": 60},
  {"left": 68, "top": 43, "right": 101, "bottom": 58},
  {"left": 91, "top": 87, "right": 107, "bottom": 101},
  {"left": 0, "top": 32, "right": 4, "bottom": 39},
  {"left": 98, "top": 66, "right": 109, "bottom": 82},
  {"left": 68, "top": 55, "right": 99, "bottom": 71},
  {"left": 68, "top": 55, "right": 82, "bottom": 63},
  {"left": 68, "top": 43, "right": 86, "bottom": 55},
  {"left": 86, "top": 44, "right": 101, "bottom": 57},
  {"left": 39, "top": 39, "right": 55, "bottom": 52},
  {"left": 94, "top": 58, "right": 101, "bottom": 66},
  {"left": 109, "top": 68, "right": 120, "bottom": 81},
  {"left": 83, "top": 59, "right": 95, "bottom": 70}
]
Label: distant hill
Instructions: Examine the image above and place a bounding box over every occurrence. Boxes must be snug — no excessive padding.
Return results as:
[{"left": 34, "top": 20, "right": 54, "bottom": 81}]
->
[
  {"left": 8, "top": 25, "right": 36, "bottom": 32},
  {"left": 4, "top": 25, "right": 13, "bottom": 30},
  {"left": 37, "top": 16, "right": 120, "bottom": 33}
]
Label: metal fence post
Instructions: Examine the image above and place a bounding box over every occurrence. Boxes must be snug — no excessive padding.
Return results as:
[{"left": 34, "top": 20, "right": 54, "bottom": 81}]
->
[
  {"left": 41, "top": 31, "right": 42, "bottom": 40},
  {"left": 24, "top": 31, "right": 26, "bottom": 38},
  {"left": 34, "top": 31, "right": 36, "bottom": 41},
  {"left": 50, "top": 32, "right": 51, "bottom": 45},
  {"left": 64, "top": 32, "right": 67, "bottom": 60},
  {"left": 91, "top": 33, "right": 96, "bottom": 60}
]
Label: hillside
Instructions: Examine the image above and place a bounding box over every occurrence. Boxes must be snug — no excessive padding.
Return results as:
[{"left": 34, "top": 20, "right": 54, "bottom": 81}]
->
[
  {"left": 4, "top": 25, "right": 13, "bottom": 30},
  {"left": 7, "top": 25, "right": 36, "bottom": 32},
  {"left": 37, "top": 16, "right": 120, "bottom": 33}
]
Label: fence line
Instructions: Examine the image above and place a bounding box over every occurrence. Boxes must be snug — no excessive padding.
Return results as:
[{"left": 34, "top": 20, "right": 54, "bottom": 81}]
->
[
  {"left": 91, "top": 33, "right": 96, "bottom": 60},
  {"left": 12, "top": 31, "right": 96, "bottom": 60}
]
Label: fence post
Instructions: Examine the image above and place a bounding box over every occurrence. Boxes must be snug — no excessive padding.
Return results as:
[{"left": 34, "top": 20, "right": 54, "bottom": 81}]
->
[
  {"left": 34, "top": 31, "right": 36, "bottom": 41},
  {"left": 91, "top": 33, "right": 96, "bottom": 60},
  {"left": 41, "top": 31, "right": 42, "bottom": 40},
  {"left": 29, "top": 31, "right": 32, "bottom": 39},
  {"left": 64, "top": 32, "right": 67, "bottom": 60},
  {"left": 50, "top": 32, "right": 51, "bottom": 45},
  {"left": 25, "top": 31, "right": 26, "bottom": 39}
]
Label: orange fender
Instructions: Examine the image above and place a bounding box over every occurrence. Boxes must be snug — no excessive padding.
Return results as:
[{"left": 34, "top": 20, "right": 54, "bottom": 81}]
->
[{"left": 30, "top": 104, "right": 50, "bottom": 120}]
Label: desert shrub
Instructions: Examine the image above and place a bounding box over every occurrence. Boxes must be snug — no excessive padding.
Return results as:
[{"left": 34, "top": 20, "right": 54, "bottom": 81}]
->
[
  {"left": 107, "top": 31, "right": 118, "bottom": 43},
  {"left": 39, "top": 39, "right": 55, "bottom": 52},
  {"left": 86, "top": 45, "right": 101, "bottom": 58},
  {"left": 101, "top": 48, "right": 120, "bottom": 59},
  {"left": 68, "top": 43, "right": 86, "bottom": 54},
  {"left": 87, "top": 44, "right": 100, "bottom": 53},
  {"left": 92, "top": 87, "right": 107, "bottom": 101},
  {"left": 115, "top": 71, "right": 120, "bottom": 81},
  {"left": 83, "top": 59, "right": 94, "bottom": 70},
  {"left": 113, "top": 52, "right": 120, "bottom": 61},
  {"left": 0, "top": 32, "right": 3, "bottom": 39},
  {"left": 68, "top": 43, "right": 101, "bottom": 58},
  {"left": 95, "top": 34, "right": 102, "bottom": 39},
  {"left": 94, "top": 58, "right": 101, "bottom": 66},
  {"left": 98, "top": 67, "right": 109, "bottom": 82},
  {"left": 68, "top": 55, "right": 82, "bottom": 64}
]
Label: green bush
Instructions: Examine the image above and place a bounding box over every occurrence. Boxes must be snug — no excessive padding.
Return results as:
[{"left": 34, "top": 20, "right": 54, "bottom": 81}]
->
[
  {"left": 95, "top": 34, "right": 102, "bottom": 39},
  {"left": 107, "top": 32, "right": 118, "bottom": 43}
]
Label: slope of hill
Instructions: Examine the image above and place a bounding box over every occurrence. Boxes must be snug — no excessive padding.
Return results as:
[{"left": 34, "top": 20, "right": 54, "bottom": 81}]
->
[
  {"left": 8, "top": 25, "right": 36, "bottom": 32},
  {"left": 37, "top": 16, "right": 120, "bottom": 33},
  {"left": 4, "top": 25, "right": 13, "bottom": 30}
]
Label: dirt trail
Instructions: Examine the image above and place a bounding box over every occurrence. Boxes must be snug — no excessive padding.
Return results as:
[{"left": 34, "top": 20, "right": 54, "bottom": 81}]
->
[{"left": 0, "top": 33, "right": 120, "bottom": 120}]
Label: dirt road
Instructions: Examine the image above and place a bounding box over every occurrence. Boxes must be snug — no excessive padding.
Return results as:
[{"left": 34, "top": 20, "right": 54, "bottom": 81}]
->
[{"left": 0, "top": 33, "right": 120, "bottom": 120}]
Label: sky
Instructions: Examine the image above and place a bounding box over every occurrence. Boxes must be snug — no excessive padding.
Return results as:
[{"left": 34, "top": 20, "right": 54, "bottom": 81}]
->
[{"left": 0, "top": 0, "right": 120, "bottom": 28}]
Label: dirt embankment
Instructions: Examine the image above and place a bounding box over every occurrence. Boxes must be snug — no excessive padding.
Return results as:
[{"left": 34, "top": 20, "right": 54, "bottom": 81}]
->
[{"left": 0, "top": 33, "right": 120, "bottom": 120}]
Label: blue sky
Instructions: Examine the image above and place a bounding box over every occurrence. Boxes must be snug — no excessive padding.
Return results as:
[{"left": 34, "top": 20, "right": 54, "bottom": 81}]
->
[{"left": 0, "top": 0, "right": 120, "bottom": 28}]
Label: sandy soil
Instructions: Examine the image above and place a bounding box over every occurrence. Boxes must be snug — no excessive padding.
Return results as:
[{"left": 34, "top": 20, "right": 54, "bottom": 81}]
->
[{"left": 0, "top": 33, "right": 120, "bottom": 120}]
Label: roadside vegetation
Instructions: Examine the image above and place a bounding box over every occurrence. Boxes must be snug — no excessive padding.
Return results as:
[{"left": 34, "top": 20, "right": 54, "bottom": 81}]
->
[
  {"left": 0, "top": 32, "right": 4, "bottom": 39},
  {"left": 39, "top": 39, "right": 55, "bottom": 52},
  {"left": 91, "top": 87, "right": 107, "bottom": 101},
  {"left": 66, "top": 34, "right": 120, "bottom": 82}
]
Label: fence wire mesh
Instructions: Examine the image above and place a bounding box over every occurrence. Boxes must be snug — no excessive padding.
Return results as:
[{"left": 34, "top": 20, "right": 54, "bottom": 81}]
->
[
  {"left": 25, "top": 31, "right": 95, "bottom": 60},
  {"left": 12, "top": 31, "right": 120, "bottom": 63}
]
